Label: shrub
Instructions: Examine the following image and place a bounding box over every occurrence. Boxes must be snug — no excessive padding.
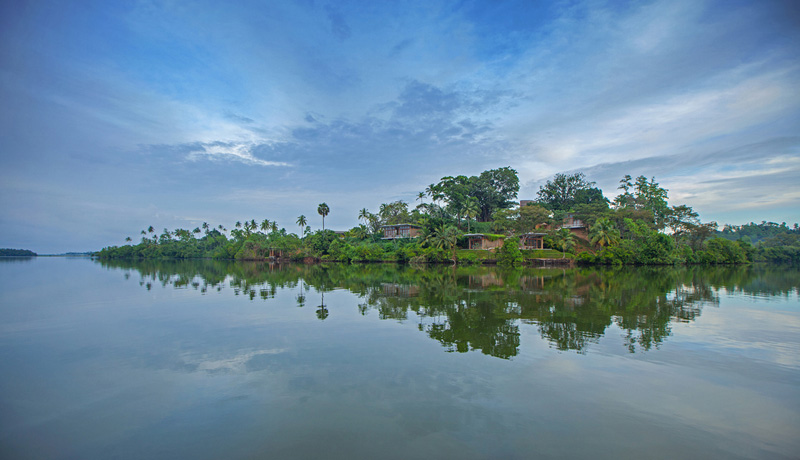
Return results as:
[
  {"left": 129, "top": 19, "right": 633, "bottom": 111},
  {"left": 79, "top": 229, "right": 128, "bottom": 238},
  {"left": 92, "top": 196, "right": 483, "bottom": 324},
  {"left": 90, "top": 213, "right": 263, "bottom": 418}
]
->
[{"left": 497, "top": 238, "right": 523, "bottom": 267}]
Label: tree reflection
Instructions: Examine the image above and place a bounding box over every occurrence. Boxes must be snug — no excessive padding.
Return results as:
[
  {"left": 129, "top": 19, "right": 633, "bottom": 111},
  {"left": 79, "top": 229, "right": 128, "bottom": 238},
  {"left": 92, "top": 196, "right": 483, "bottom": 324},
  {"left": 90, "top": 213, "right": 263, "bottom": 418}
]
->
[{"left": 98, "top": 259, "right": 799, "bottom": 358}]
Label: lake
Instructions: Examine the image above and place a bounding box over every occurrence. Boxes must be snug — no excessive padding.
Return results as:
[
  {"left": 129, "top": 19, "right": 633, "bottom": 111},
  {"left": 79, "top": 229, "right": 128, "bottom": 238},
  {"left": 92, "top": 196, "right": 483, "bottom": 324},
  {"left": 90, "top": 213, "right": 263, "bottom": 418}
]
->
[{"left": 1, "top": 257, "right": 798, "bottom": 459}]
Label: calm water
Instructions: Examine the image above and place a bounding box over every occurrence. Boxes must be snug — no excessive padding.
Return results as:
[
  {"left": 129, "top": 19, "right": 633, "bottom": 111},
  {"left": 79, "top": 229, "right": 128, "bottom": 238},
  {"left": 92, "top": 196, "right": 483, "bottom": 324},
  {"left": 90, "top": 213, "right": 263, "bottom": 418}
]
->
[{"left": 1, "top": 258, "right": 798, "bottom": 459}]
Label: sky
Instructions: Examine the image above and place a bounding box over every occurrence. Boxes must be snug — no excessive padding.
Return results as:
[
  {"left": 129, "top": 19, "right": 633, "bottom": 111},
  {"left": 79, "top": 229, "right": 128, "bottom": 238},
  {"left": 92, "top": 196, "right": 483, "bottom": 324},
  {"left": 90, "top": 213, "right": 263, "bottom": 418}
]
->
[{"left": 1, "top": 0, "right": 799, "bottom": 253}]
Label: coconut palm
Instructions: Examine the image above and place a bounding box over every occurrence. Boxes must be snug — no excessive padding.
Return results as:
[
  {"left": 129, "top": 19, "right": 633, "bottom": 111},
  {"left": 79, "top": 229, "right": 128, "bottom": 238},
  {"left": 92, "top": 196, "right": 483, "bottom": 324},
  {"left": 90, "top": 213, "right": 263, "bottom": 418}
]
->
[
  {"left": 318, "top": 203, "right": 330, "bottom": 230},
  {"left": 261, "top": 219, "right": 271, "bottom": 233},
  {"left": 462, "top": 198, "right": 479, "bottom": 232},
  {"left": 270, "top": 221, "right": 278, "bottom": 233},
  {"left": 351, "top": 224, "right": 368, "bottom": 240},
  {"left": 358, "top": 208, "right": 370, "bottom": 224},
  {"left": 555, "top": 227, "right": 575, "bottom": 259},
  {"left": 297, "top": 215, "right": 307, "bottom": 236},
  {"left": 426, "top": 224, "right": 461, "bottom": 264},
  {"left": 589, "top": 217, "right": 620, "bottom": 248}
]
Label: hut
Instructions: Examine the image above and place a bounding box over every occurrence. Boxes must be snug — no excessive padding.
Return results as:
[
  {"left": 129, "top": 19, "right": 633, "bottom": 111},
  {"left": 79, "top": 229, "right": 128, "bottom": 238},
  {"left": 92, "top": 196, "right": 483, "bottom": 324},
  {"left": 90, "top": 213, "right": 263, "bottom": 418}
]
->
[
  {"left": 464, "top": 234, "right": 504, "bottom": 251},
  {"left": 381, "top": 224, "right": 422, "bottom": 239}
]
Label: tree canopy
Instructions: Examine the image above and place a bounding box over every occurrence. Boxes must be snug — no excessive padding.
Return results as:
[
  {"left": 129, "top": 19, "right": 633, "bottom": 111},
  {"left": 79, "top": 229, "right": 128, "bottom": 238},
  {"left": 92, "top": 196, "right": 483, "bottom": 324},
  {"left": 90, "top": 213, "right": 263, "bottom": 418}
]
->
[
  {"left": 428, "top": 166, "right": 520, "bottom": 222},
  {"left": 535, "top": 172, "right": 598, "bottom": 212}
]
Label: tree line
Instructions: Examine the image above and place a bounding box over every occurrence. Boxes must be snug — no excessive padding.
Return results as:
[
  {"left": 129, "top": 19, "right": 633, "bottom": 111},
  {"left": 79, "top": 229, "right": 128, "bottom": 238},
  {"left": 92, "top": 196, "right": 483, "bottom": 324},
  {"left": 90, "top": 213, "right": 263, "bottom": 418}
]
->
[{"left": 96, "top": 167, "right": 800, "bottom": 265}]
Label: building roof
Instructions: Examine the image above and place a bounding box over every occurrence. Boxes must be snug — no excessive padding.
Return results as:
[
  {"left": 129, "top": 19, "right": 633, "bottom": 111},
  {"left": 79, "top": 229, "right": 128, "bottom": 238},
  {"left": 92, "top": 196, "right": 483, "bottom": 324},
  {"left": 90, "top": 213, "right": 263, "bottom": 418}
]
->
[{"left": 380, "top": 223, "right": 422, "bottom": 228}]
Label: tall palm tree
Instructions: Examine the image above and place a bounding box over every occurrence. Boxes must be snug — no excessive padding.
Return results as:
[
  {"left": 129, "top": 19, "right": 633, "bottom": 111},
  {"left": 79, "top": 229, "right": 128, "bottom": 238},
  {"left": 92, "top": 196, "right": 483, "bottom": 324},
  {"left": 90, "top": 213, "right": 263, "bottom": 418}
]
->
[
  {"left": 261, "top": 219, "right": 271, "bottom": 233},
  {"left": 202, "top": 222, "right": 209, "bottom": 235},
  {"left": 462, "top": 199, "right": 479, "bottom": 232},
  {"left": 318, "top": 203, "right": 330, "bottom": 230},
  {"left": 296, "top": 215, "right": 307, "bottom": 236},
  {"left": 270, "top": 221, "right": 278, "bottom": 233},
  {"left": 148, "top": 226, "right": 155, "bottom": 234},
  {"left": 358, "top": 208, "right": 370, "bottom": 225}
]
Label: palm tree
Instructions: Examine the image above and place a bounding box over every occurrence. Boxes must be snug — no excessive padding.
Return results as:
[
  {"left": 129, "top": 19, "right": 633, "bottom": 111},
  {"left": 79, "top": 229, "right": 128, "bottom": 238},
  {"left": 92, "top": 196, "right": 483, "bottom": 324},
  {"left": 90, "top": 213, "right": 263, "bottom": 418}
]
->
[
  {"left": 351, "top": 224, "right": 368, "bottom": 240},
  {"left": 589, "top": 217, "right": 620, "bottom": 249},
  {"left": 296, "top": 215, "right": 307, "bottom": 236},
  {"left": 318, "top": 203, "right": 330, "bottom": 230},
  {"left": 261, "top": 219, "right": 270, "bottom": 233},
  {"left": 125, "top": 237, "right": 132, "bottom": 243},
  {"left": 148, "top": 226, "right": 155, "bottom": 235},
  {"left": 426, "top": 224, "right": 461, "bottom": 264},
  {"left": 555, "top": 227, "right": 575, "bottom": 259},
  {"left": 202, "top": 222, "right": 209, "bottom": 235},
  {"left": 270, "top": 221, "right": 278, "bottom": 233},
  {"left": 462, "top": 199, "right": 479, "bottom": 232},
  {"left": 416, "top": 191, "right": 426, "bottom": 206},
  {"left": 358, "top": 208, "right": 370, "bottom": 224}
]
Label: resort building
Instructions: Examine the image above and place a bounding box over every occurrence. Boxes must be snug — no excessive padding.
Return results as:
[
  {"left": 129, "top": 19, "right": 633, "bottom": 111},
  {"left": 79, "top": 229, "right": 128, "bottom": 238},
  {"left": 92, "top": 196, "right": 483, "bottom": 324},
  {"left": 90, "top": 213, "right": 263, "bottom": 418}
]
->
[
  {"left": 519, "top": 233, "right": 546, "bottom": 250},
  {"left": 381, "top": 224, "right": 422, "bottom": 239},
  {"left": 529, "top": 213, "right": 589, "bottom": 241},
  {"left": 464, "top": 234, "right": 504, "bottom": 250},
  {"left": 562, "top": 213, "right": 589, "bottom": 240}
]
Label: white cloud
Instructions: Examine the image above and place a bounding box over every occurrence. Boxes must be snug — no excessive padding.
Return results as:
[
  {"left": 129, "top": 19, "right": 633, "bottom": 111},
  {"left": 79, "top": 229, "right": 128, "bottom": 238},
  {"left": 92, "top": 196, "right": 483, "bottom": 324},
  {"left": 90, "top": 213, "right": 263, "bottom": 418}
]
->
[{"left": 186, "top": 142, "right": 291, "bottom": 167}]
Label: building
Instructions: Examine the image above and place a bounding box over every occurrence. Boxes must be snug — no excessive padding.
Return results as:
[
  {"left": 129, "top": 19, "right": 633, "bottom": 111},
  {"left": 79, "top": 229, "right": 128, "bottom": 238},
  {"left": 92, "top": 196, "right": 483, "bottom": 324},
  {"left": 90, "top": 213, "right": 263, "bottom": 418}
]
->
[
  {"left": 464, "top": 234, "right": 504, "bottom": 250},
  {"left": 519, "top": 233, "right": 546, "bottom": 250},
  {"left": 381, "top": 224, "right": 422, "bottom": 239},
  {"left": 562, "top": 213, "right": 589, "bottom": 241},
  {"left": 528, "top": 213, "right": 589, "bottom": 241}
]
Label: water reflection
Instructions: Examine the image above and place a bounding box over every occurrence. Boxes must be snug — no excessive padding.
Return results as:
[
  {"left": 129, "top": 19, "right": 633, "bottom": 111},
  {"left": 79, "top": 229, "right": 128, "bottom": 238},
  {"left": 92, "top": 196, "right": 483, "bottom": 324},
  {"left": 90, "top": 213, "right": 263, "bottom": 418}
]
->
[{"left": 98, "top": 259, "right": 799, "bottom": 358}]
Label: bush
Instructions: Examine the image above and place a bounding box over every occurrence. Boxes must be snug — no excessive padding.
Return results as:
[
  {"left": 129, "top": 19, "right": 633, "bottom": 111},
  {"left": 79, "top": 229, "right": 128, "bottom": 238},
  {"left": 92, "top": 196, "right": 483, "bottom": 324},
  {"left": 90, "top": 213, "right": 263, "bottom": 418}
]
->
[
  {"left": 458, "top": 251, "right": 481, "bottom": 265},
  {"left": 698, "top": 237, "right": 749, "bottom": 264},
  {"left": 497, "top": 238, "right": 523, "bottom": 267}
]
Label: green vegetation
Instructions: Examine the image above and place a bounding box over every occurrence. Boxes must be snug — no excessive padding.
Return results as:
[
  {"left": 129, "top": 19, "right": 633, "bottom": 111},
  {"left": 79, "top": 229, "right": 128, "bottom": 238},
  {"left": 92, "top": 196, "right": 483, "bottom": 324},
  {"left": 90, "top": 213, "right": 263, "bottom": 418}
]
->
[
  {"left": 497, "top": 238, "right": 523, "bottom": 266},
  {"left": 96, "top": 167, "right": 799, "bottom": 265},
  {"left": 0, "top": 248, "right": 37, "bottom": 256}
]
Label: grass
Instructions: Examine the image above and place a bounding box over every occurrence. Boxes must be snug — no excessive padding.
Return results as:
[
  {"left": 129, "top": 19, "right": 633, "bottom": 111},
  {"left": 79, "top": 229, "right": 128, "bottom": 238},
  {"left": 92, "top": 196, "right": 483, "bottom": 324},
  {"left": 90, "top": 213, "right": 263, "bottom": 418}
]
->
[
  {"left": 457, "top": 248, "right": 572, "bottom": 259},
  {"left": 522, "top": 249, "right": 570, "bottom": 259}
]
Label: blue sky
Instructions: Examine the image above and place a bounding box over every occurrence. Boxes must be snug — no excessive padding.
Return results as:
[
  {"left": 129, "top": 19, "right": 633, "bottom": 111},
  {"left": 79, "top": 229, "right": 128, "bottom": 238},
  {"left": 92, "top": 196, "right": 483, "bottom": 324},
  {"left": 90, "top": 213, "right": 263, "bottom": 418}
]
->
[{"left": 1, "top": 0, "right": 798, "bottom": 253}]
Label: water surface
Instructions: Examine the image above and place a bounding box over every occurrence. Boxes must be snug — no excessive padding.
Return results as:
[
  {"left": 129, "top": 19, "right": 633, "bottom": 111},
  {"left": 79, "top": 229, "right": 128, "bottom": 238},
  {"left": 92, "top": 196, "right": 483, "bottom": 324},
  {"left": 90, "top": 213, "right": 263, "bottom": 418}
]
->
[{"left": 1, "top": 258, "right": 798, "bottom": 459}]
